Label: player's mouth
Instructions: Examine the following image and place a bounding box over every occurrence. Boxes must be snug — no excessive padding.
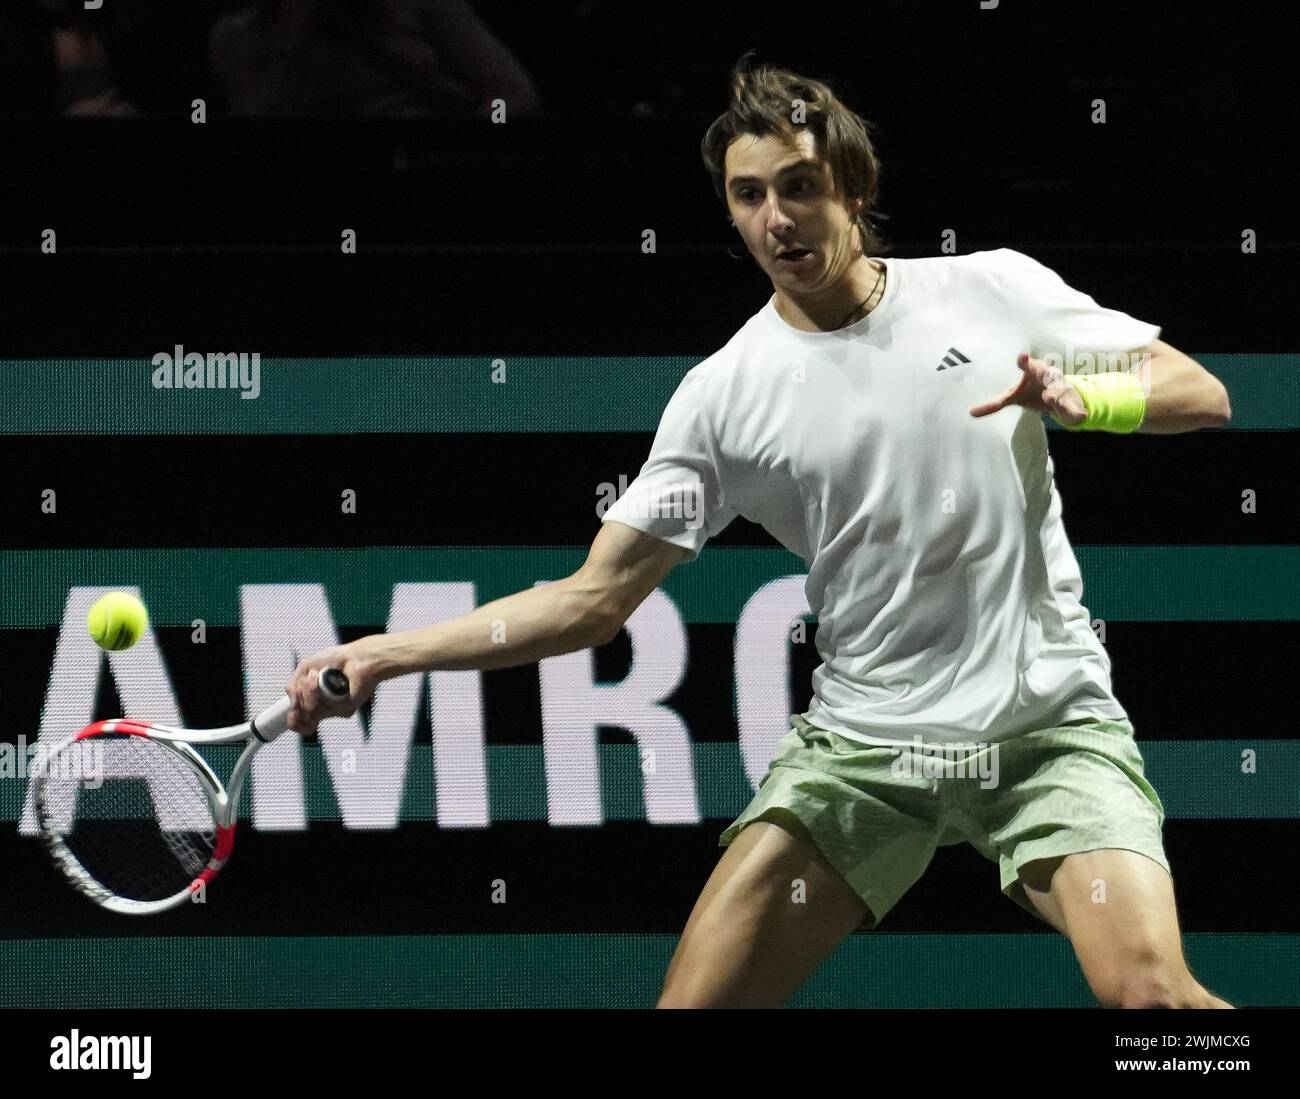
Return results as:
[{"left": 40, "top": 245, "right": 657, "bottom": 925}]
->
[{"left": 775, "top": 248, "right": 814, "bottom": 264}]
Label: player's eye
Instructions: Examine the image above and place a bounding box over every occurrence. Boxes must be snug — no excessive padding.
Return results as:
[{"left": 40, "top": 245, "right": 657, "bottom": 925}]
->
[{"left": 737, "top": 178, "right": 812, "bottom": 202}]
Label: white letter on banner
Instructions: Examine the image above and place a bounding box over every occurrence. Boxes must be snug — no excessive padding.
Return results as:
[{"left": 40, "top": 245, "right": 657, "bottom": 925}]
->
[
  {"left": 242, "top": 583, "right": 411, "bottom": 830},
  {"left": 734, "top": 576, "right": 811, "bottom": 788},
  {"left": 538, "top": 585, "right": 695, "bottom": 825},
  {"left": 387, "top": 582, "right": 488, "bottom": 827}
]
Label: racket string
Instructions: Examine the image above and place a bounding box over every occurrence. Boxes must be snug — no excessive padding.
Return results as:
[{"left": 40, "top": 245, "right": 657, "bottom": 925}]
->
[{"left": 37, "top": 734, "right": 220, "bottom": 903}]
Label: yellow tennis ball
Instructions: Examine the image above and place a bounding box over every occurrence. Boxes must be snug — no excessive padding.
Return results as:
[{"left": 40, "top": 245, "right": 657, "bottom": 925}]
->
[{"left": 86, "top": 592, "right": 148, "bottom": 652}]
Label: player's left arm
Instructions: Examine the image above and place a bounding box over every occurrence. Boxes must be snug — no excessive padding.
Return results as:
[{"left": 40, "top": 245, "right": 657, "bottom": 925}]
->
[
  {"left": 970, "top": 337, "right": 1232, "bottom": 434},
  {"left": 1128, "top": 338, "right": 1232, "bottom": 434}
]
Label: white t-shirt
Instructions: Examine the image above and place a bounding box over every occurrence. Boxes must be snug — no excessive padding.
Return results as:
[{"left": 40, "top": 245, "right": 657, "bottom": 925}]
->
[{"left": 601, "top": 248, "right": 1161, "bottom": 747}]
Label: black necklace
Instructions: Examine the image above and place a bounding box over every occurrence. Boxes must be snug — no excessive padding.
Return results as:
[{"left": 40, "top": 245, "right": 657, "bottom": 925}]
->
[{"left": 836, "top": 262, "right": 885, "bottom": 329}]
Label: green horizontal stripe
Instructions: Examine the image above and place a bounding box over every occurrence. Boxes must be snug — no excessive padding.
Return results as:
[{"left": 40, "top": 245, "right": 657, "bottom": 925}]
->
[
  {"left": 0, "top": 933, "right": 1290, "bottom": 1007},
  {"left": 0, "top": 355, "right": 1292, "bottom": 433},
  {"left": 0, "top": 546, "right": 1296, "bottom": 626},
  {"left": 0, "top": 357, "right": 696, "bottom": 434},
  {"left": 4, "top": 741, "right": 1295, "bottom": 822}
]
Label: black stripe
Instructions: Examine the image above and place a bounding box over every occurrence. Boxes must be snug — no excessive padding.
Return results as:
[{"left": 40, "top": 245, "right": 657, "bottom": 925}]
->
[
  {"left": 0, "top": 431, "right": 1294, "bottom": 546},
  {"left": 3, "top": 249, "right": 1293, "bottom": 356},
  {"left": 0, "top": 115, "right": 1292, "bottom": 355},
  {"left": 0, "top": 818, "right": 1290, "bottom": 938},
  {"left": 2, "top": 621, "right": 1295, "bottom": 748}
]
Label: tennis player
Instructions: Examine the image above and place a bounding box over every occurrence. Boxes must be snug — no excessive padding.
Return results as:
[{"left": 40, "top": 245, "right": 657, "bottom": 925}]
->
[{"left": 286, "top": 55, "right": 1234, "bottom": 1009}]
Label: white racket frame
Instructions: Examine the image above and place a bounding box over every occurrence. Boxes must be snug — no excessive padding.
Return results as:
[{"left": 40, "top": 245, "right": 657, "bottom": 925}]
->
[{"left": 32, "top": 668, "right": 345, "bottom": 915}]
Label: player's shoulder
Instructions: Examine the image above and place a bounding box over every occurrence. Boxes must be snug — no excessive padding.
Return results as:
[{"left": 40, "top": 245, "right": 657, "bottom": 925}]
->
[
  {"left": 959, "top": 248, "right": 1065, "bottom": 286},
  {"left": 680, "top": 330, "right": 749, "bottom": 387},
  {"left": 920, "top": 247, "right": 1047, "bottom": 277},
  {"left": 909, "top": 249, "right": 1063, "bottom": 303},
  {"left": 657, "top": 345, "right": 738, "bottom": 419},
  {"left": 867, "top": 248, "right": 1039, "bottom": 290},
  {"left": 678, "top": 345, "right": 734, "bottom": 385}
]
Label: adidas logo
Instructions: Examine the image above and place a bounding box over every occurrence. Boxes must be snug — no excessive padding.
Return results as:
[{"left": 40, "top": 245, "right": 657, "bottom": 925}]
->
[{"left": 936, "top": 347, "right": 971, "bottom": 371}]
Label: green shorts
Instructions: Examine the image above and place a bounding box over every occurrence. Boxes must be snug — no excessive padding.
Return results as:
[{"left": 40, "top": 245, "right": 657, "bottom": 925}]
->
[{"left": 719, "top": 713, "right": 1170, "bottom": 929}]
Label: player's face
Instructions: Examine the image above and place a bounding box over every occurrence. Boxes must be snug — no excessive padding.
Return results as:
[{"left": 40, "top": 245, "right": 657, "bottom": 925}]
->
[{"left": 724, "top": 130, "right": 863, "bottom": 289}]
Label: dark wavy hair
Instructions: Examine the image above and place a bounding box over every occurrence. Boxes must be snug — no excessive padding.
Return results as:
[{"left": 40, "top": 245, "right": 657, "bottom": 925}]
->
[{"left": 701, "top": 51, "right": 889, "bottom": 258}]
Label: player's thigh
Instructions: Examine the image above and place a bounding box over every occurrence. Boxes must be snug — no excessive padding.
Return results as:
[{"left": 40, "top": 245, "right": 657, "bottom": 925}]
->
[
  {"left": 1016, "top": 869, "right": 1069, "bottom": 934},
  {"left": 658, "top": 814, "right": 870, "bottom": 1008},
  {"left": 1022, "top": 849, "right": 1196, "bottom": 1006}
]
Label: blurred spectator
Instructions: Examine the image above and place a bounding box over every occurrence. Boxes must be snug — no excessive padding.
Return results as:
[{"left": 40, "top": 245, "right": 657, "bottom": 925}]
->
[
  {"left": 209, "top": 0, "right": 543, "bottom": 116},
  {"left": 53, "top": 20, "right": 140, "bottom": 116},
  {"left": 0, "top": 0, "right": 226, "bottom": 116},
  {"left": 0, "top": 0, "right": 139, "bottom": 115},
  {"left": 0, "top": 0, "right": 540, "bottom": 117}
]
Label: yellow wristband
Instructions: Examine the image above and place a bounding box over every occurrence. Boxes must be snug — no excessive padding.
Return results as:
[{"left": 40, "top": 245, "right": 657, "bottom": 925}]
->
[{"left": 1055, "top": 371, "right": 1147, "bottom": 433}]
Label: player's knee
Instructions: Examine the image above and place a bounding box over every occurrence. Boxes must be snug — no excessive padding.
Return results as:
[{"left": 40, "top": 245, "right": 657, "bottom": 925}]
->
[
  {"left": 1102, "top": 965, "right": 1200, "bottom": 1009},
  {"left": 655, "top": 978, "right": 717, "bottom": 1008},
  {"left": 655, "top": 953, "right": 743, "bottom": 1008}
]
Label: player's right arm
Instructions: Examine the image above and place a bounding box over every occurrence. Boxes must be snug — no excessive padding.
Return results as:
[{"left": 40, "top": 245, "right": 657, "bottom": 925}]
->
[
  {"left": 287, "top": 522, "right": 687, "bottom": 732},
  {"left": 383, "top": 520, "right": 686, "bottom": 674}
]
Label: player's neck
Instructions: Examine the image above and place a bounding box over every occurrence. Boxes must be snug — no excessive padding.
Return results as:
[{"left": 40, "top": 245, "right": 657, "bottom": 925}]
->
[{"left": 773, "top": 256, "right": 885, "bottom": 333}]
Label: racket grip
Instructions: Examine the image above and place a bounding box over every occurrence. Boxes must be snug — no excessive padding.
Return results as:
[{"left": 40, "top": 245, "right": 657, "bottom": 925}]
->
[
  {"left": 256, "top": 668, "right": 351, "bottom": 740},
  {"left": 254, "top": 695, "right": 293, "bottom": 740},
  {"left": 318, "top": 667, "right": 351, "bottom": 700}
]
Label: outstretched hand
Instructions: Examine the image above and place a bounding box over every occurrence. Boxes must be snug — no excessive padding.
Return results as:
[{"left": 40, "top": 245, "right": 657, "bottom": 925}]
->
[
  {"left": 286, "top": 638, "right": 384, "bottom": 739},
  {"left": 969, "top": 352, "right": 1087, "bottom": 425}
]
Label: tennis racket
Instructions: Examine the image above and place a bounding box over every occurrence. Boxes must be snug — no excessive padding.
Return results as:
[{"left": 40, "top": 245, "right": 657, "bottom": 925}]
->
[{"left": 31, "top": 667, "right": 350, "bottom": 915}]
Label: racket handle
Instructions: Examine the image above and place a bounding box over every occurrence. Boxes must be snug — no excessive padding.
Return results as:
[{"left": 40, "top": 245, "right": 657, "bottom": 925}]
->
[
  {"left": 318, "top": 667, "right": 351, "bottom": 700},
  {"left": 255, "top": 667, "right": 351, "bottom": 740},
  {"left": 253, "top": 695, "right": 293, "bottom": 740}
]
